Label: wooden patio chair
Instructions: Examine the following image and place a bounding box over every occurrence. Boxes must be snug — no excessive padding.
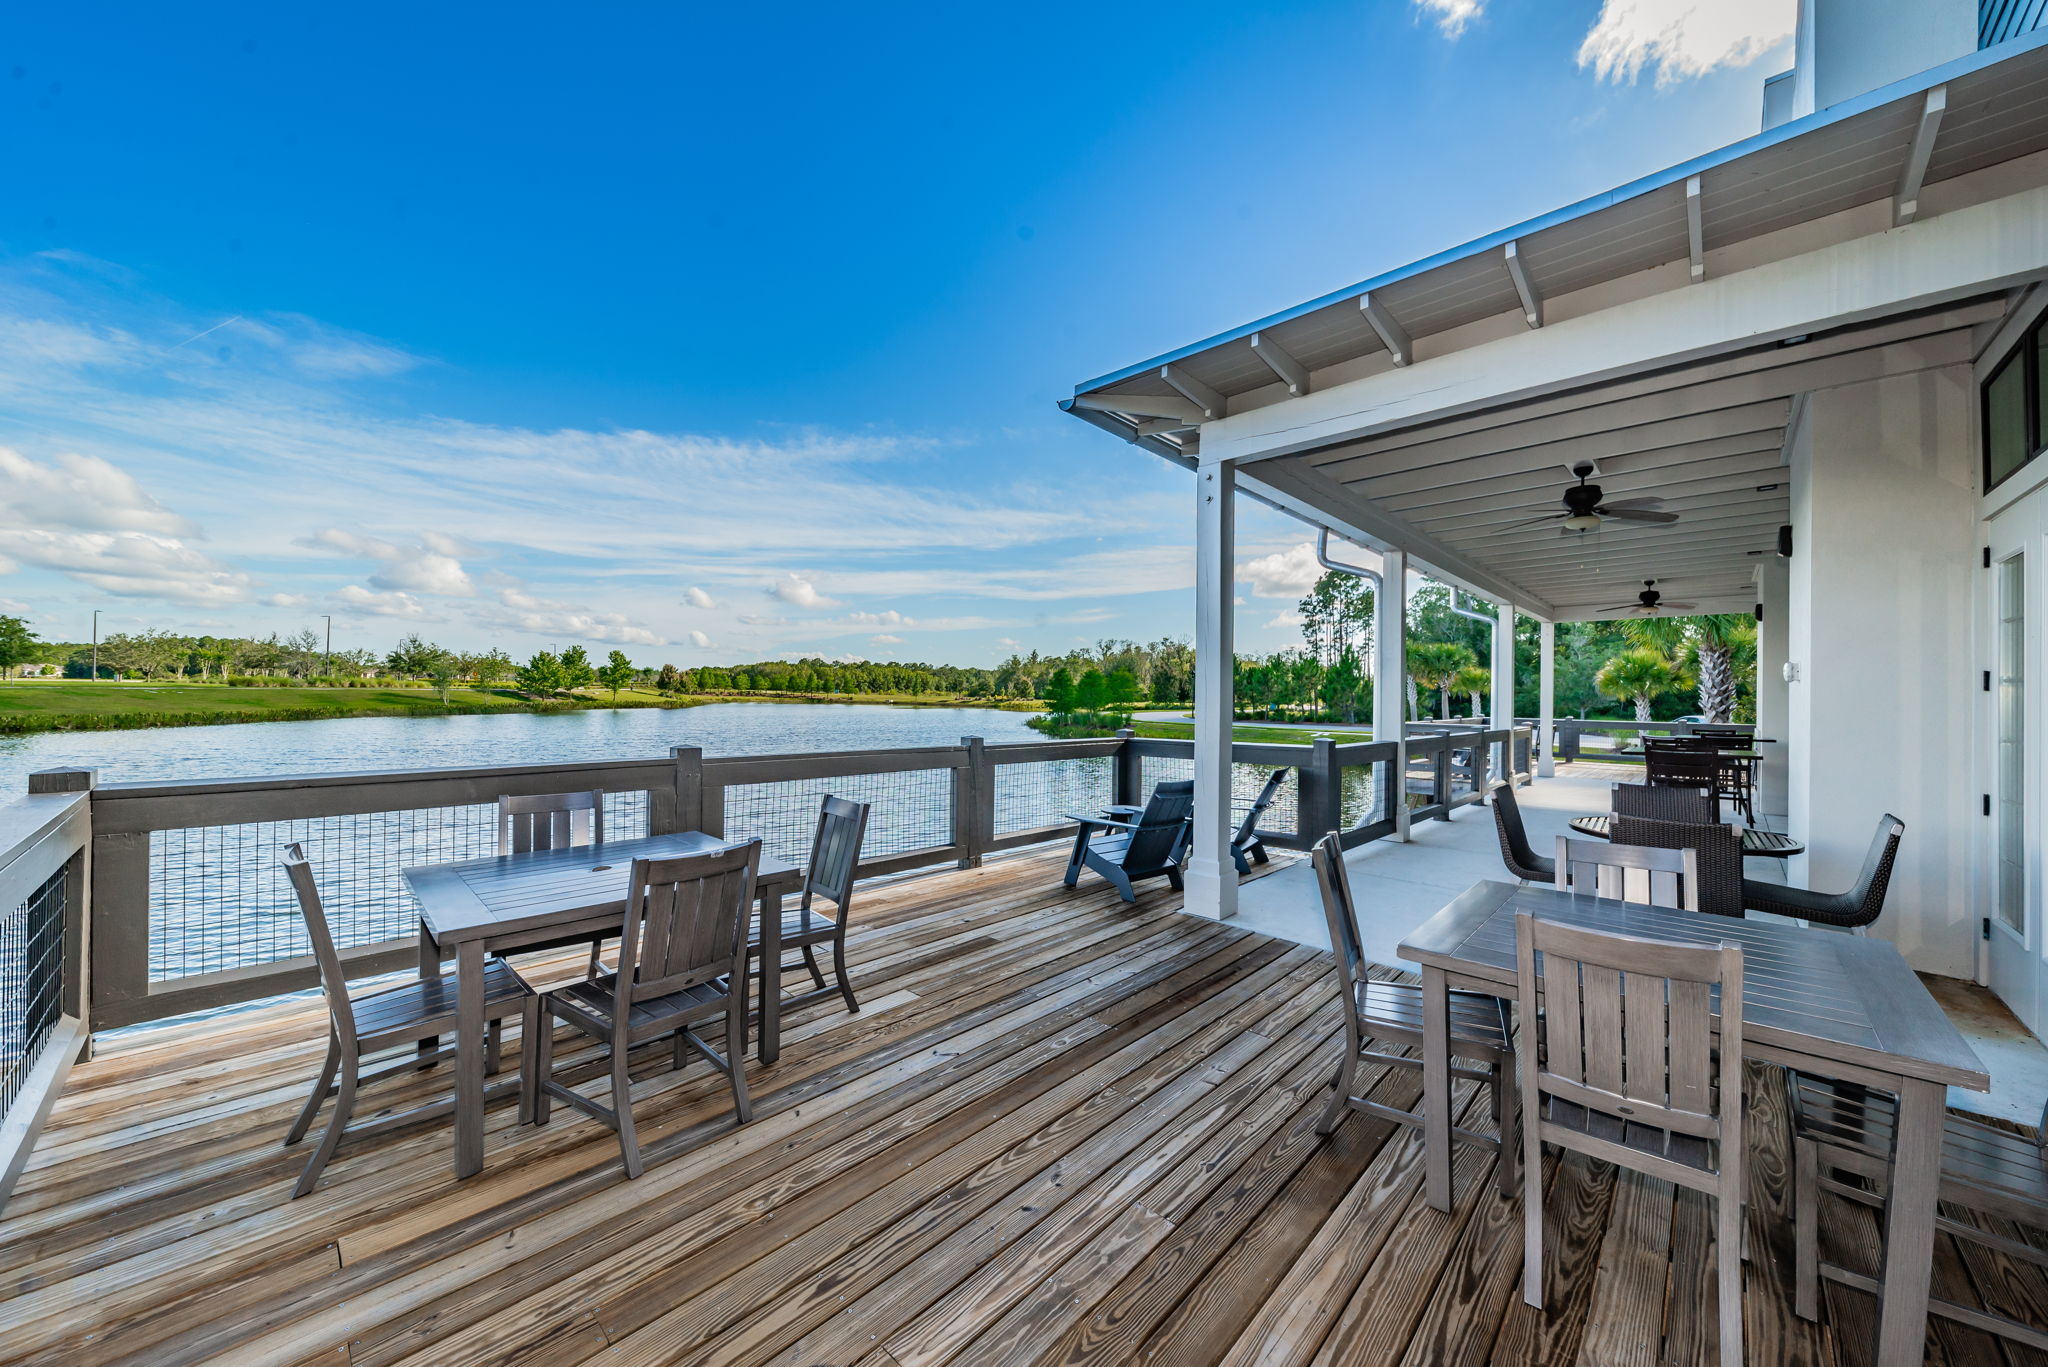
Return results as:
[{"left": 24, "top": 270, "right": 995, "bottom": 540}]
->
[
  {"left": 1612, "top": 780, "right": 1718, "bottom": 824},
  {"left": 1611, "top": 815, "right": 1745, "bottom": 918},
  {"left": 1554, "top": 835, "right": 1701, "bottom": 911},
  {"left": 1488, "top": 781, "right": 1555, "bottom": 883},
  {"left": 1311, "top": 834, "right": 1519, "bottom": 1195},
  {"left": 1515, "top": 910, "right": 1747, "bottom": 1364},
  {"left": 279, "top": 843, "right": 534, "bottom": 1198},
  {"left": 527, "top": 840, "right": 760, "bottom": 1178},
  {"left": 1230, "top": 769, "right": 1287, "bottom": 874},
  {"left": 1742, "top": 813, "right": 1903, "bottom": 928},
  {"left": 498, "top": 790, "right": 610, "bottom": 976},
  {"left": 1789, "top": 1071, "right": 2048, "bottom": 1350},
  {"left": 1063, "top": 780, "right": 1194, "bottom": 903},
  {"left": 750, "top": 795, "right": 869, "bottom": 1015}
]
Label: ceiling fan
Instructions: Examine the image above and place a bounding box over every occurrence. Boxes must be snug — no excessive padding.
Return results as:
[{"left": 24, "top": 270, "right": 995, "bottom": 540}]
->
[
  {"left": 1598, "top": 580, "right": 1697, "bottom": 614},
  {"left": 1511, "top": 461, "right": 1680, "bottom": 533}
]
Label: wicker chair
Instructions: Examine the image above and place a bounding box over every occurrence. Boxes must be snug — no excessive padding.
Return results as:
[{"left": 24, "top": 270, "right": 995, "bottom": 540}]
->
[
  {"left": 1488, "top": 782, "right": 1554, "bottom": 883},
  {"left": 1741, "top": 813, "right": 1904, "bottom": 928},
  {"left": 1612, "top": 781, "right": 1717, "bottom": 824},
  {"left": 1612, "top": 814, "right": 1745, "bottom": 918}
]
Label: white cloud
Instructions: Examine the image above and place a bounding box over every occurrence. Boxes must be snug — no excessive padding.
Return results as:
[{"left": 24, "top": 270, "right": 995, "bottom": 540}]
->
[
  {"left": 1577, "top": 0, "right": 1794, "bottom": 87},
  {"left": 684, "top": 585, "right": 718, "bottom": 609},
  {"left": 300, "top": 527, "right": 476, "bottom": 597},
  {"left": 486, "top": 587, "right": 664, "bottom": 646},
  {"left": 0, "top": 528, "right": 250, "bottom": 604},
  {"left": 688, "top": 629, "right": 713, "bottom": 649},
  {"left": 1414, "top": 0, "right": 1484, "bottom": 39},
  {"left": 870, "top": 633, "right": 904, "bottom": 646},
  {"left": 996, "top": 637, "right": 1019, "bottom": 647},
  {"left": 1265, "top": 610, "right": 1306, "bottom": 629},
  {"left": 843, "top": 608, "right": 912, "bottom": 627},
  {"left": 736, "top": 613, "right": 790, "bottom": 627},
  {"left": 264, "top": 592, "right": 309, "bottom": 607},
  {"left": 335, "top": 584, "right": 430, "bottom": 618},
  {"left": 1240, "top": 541, "right": 1323, "bottom": 598},
  {"left": 0, "top": 446, "right": 195, "bottom": 536},
  {"left": 767, "top": 573, "right": 839, "bottom": 609}
]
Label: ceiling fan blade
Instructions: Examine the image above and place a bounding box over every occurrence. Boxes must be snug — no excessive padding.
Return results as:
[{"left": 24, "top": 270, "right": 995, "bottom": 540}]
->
[
  {"left": 1598, "top": 507, "right": 1680, "bottom": 524},
  {"left": 1658, "top": 601, "right": 1698, "bottom": 611},
  {"left": 1501, "top": 511, "right": 1568, "bottom": 531},
  {"left": 1593, "top": 496, "right": 1665, "bottom": 511},
  {"left": 1592, "top": 603, "right": 1645, "bottom": 612}
]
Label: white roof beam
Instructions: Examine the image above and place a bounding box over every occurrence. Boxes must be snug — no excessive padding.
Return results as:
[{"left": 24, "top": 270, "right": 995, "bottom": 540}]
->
[
  {"left": 1069, "top": 391, "right": 1205, "bottom": 424},
  {"left": 1134, "top": 417, "right": 1199, "bottom": 437},
  {"left": 1159, "top": 363, "right": 1226, "bottom": 420},
  {"left": 1248, "top": 332, "right": 1311, "bottom": 396},
  {"left": 1685, "top": 175, "right": 1705, "bottom": 283},
  {"left": 1504, "top": 241, "right": 1542, "bottom": 328},
  {"left": 1895, "top": 84, "right": 1948, "bottom": 227},
  {"left": 1359, "top": 293, "right": 1412, "bottom": 366}
]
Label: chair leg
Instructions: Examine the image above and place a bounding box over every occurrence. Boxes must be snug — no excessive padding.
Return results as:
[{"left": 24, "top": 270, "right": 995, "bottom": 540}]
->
[
  {"left": 533, "top": 1009, "right": 555, "bottom": 1126},
  {"left": 673, "top": 1026, "right": 688, "bottom": 1071},
  {"left": 1522, "top": 1092, "right": 1546, "bottom": 1307},
  {"left": 484, "top": 1017, "right": 502, "bottom": 1076},
  {"left": 1316, "top": 1056, "right": 1353, "bottom": 1137},
  {"left": 832, "top": 938, "right": 859, "bottom": 1013},
  {"left": 587, "top": 938, "right": 604, "bottom": 978},
  {"left": 1717, "top": 1189, "right": 1746, "bottom": 1367},
  {"left": 285, "top": 1032, "right": 342, "bottom": 1147},
  {"left": 1495, "top": 1061, "right": 1522, "bottom": 1199},
  {"left": 293, "top": 1050, "right": 358, "bottom": 1198},
  {"left": 518, "top": 999, "right": 539, "bottom": 1124},
  {"left": 1793, "top": 1136, "right": 1820, "bottom": 1321},
  {"left": 726, "top": 999, "right": 753, "bottom": 1125},
  {"left": 611, "top": 1038, "right": 643, "bottom": 1179},
  {"left": 1063, "top": 827, "right": 1088, "bottom": 888},
  {"left": 1164, "top": 865, "right": 1183, "bottom": 893},
  {"left": 800, "top": 944, "right": 828, "bottom": 991}
]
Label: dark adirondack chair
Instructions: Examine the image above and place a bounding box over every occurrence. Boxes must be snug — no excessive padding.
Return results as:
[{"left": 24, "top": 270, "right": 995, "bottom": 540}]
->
[
  {"left": 1064, "top": 780, "right": 1194, "bottom": 903},
  {"left": 1230, "top": 769, "right": 1287, "bottom": 874},
  {"left": 280, "top": 843, "right": 534, "bottom": 1197}
]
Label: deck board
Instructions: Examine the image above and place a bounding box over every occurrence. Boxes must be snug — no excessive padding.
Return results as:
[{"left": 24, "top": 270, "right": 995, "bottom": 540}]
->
[{"left": 0, "top": 845, "right": 2036, "bottom": 1366}]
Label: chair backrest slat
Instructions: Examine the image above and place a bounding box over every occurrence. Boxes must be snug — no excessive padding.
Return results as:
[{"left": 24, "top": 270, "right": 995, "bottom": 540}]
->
[
  {"left": 1516, "top": 911, "right": 1741, "bottom": 1140},
  {"left": 499, "top": 790, "right": 604, "bottom": 856},
  {"left": 805, "top": 795, "right": 870, "bottom": 910},
  {"left": 1555, "top": 835, "right": 1699, "bottom": 912},
  {"left": 1126, "top": 780, "right": 1195, "bottom": 870},
  {"left": 1234, "top": 771, "right": 1288, "bottom": 846},
  {"left": 616, "top": 841, "right": 760, "bottom": 1004},
  {"left": 279, "top": 843, "right": 357, "bottom": 1046}
]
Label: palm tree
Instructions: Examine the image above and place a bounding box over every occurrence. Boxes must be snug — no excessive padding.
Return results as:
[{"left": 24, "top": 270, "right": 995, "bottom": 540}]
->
[
  {"left": 1595, "top": 647, "right": 1681, "bottom": 723},
  {"left": 1620, "top": 613, "right": 1752, "bottom": 723},
  {"left": 1450, "top": 664, "right": 1491, "bottom": 718},
  {"left": 1407, "top": 641, "right": 1475, "bottom": 720}
]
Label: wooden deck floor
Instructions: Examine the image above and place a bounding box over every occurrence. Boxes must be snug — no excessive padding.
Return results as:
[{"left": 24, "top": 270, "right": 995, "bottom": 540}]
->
[{"left": 1, "top": 847, "right": 2038, "bottom": 1366}]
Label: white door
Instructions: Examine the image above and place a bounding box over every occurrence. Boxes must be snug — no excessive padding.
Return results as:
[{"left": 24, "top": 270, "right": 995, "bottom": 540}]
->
[{"left": 1985, "top": 507, "right": 2048, "bottom": 1034}]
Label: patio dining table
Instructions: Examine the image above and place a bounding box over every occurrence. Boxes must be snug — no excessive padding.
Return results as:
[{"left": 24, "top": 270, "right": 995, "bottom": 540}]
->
[
  {"left": 1566, "top": 812, "right": 1804, "bottom": 856},
  {"left": 406, "top": 831, "right": 801, "bottom": 1179},
  {"left": 1398, "top": 880, "right": 1988, "bottom": 1367}
]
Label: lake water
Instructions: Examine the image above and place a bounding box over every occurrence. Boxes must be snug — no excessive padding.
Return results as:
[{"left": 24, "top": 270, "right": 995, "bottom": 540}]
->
[{"left": 0, "top": 701, "right": 1048, "bottom": 792}]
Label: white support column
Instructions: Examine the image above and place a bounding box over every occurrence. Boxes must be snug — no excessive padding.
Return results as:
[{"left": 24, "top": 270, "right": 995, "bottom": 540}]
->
[
  {"left": 1188, "top": 459, "right": 1238, "bottom": 920},
  {"left": 1491, "top": 602, "right": 1516, "bottom": 731},
  {"left": 1537, "top": 619, "right": 1557, "bottom": 779},
  {"left": 1375, "top": 548, "right": 1410, "bottom": 841},
  {"left": 1754, "top": 559, "right": 1790, "bottom": 820}
]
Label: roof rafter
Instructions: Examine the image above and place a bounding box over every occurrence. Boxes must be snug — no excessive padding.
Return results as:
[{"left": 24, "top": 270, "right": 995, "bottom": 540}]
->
[
  {"left": 1359, "top": 293, "right": 1412, "bottom": 366},
  {"left": 1895, "top": 84, "right": 1948, "bottom": 226},
  {"left": 1248, "top": 332, "right": 1311, "bottom": 396},
  {"left": 1503, "top": 241, "right": 1542, "bottom": 329}
]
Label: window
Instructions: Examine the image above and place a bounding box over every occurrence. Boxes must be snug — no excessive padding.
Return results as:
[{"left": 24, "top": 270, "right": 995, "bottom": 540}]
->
[{"left": 1983, "top": 310, "right": 2048, "bottom": 491}]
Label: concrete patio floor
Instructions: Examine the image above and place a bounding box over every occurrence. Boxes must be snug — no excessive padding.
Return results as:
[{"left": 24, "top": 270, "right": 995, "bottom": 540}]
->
[{"left": 1216, "top": 762, "right": 2048, "bottom": 1126}]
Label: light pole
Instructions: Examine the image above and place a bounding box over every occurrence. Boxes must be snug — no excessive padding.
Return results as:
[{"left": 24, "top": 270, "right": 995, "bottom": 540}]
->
[
  {"left": 90, "top": 609, "right": 100, "bottom": 682},
  {"left": 321, "top": 615, "right": 333, "bottom": 677}
]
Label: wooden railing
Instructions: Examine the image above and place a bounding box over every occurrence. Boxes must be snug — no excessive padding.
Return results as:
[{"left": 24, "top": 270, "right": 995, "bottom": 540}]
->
[
  {"left": 1519, "top": 718, "right": 1757, "bottom": 763},
  {"left": 11, "top": 726, "right": 1535, "bottom": 1041}
]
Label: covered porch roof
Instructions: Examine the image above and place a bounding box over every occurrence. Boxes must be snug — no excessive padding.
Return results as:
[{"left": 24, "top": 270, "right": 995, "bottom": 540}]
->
[{"left": 1063, "top": 31, "right": 2048, "bottom": 619}]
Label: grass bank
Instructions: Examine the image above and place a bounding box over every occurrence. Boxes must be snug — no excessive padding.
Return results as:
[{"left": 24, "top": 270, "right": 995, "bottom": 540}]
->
[{"left": 0, "top": 681, "right": 706, "bottom": 736}]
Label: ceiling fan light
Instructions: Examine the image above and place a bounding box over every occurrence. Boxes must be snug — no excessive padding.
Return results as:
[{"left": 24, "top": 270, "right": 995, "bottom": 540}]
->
[{"left": 1562, "top": 514, "right": 1603, "bottom": 531}]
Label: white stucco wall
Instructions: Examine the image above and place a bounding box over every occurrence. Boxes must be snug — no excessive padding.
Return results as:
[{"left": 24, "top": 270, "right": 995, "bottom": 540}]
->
[
  {"left": 1809, "top": 0, "right": 1976, "bottom": 112},
  {"left": 1787, "top": 365, "right": 1979, "bottom": 976}
]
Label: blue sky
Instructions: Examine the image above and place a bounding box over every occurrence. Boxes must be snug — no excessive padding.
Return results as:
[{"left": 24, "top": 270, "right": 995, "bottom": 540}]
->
[{"left": 0, "top": 0, "right": 1792, "bottom": 666}]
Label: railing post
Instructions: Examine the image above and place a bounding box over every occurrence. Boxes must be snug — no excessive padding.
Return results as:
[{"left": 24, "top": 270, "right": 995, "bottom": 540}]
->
[
  {"left": 1113, "top": 728, "right": 1141, "bottom": 808},
  {"left": 655, "top": 746, "right": 704, "bottom": 835},
  {"left": 27, "top": 770, "right": 95, "bottom": 1038},
  {"left": 1298, "top": 737, "right": 1341, "bottom": 846},
  {"left": 955, "top": 736, "right": 988, "bottom": 869}
]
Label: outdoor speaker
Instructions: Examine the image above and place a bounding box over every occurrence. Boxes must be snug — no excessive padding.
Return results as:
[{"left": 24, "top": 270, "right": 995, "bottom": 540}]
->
[
  {"left": 1777, "top": 524, "right": 1793, "bottom": 558},
  {"left": 1754, "top": 601, "right": 1764, "bottom": 622}
]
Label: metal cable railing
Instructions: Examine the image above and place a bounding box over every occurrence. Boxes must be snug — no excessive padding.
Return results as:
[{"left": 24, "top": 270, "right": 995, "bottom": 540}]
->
[
  {"left": 721, "top": 768, "right": 952, "bottom": 868},
  {"left": 991, "top": 757, "right": 1114, "bottom": 837},
  {"left": 0, "top": 868, "right": 65, "bottom": 1119}
]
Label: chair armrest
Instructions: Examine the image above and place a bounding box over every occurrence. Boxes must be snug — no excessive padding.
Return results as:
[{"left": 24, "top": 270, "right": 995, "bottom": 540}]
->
[{"left": 1067, "top": 813, "right": 1142, "bottom": 832}]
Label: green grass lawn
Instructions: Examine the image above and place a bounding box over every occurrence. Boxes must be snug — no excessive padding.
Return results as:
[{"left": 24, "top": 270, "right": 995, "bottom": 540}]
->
[{"left": 0, "top": 680, "right": 699, "bottom": 734}]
